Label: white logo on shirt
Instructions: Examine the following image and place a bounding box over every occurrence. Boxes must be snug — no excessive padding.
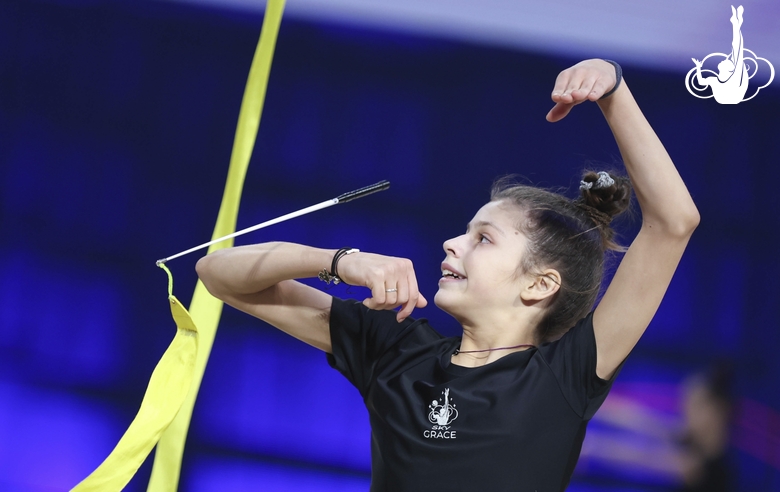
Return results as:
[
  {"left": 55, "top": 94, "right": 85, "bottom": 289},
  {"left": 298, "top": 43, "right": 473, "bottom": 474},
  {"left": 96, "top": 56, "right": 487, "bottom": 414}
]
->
[{"left": 424, "top": 388, "right": 458, "bottom": 439}]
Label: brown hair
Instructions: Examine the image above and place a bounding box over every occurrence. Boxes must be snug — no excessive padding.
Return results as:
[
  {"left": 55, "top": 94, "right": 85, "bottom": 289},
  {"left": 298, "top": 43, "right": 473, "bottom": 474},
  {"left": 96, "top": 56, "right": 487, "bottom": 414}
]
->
[{"left": 490, "top": 171, "right": 632, "bottom": 343}]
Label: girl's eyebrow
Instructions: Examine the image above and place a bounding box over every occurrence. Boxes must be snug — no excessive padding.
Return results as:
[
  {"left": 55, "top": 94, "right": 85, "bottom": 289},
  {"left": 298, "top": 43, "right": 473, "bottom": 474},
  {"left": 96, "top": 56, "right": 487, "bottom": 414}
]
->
[{"left": 466, "top": 220, "right": 506, "bottom": 237}]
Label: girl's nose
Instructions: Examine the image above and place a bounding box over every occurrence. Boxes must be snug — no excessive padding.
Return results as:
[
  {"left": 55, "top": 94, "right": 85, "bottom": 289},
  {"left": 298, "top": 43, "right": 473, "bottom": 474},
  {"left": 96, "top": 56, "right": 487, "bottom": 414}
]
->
[{"left": 442, "top": 235, "right": 462, "bottom": 256}]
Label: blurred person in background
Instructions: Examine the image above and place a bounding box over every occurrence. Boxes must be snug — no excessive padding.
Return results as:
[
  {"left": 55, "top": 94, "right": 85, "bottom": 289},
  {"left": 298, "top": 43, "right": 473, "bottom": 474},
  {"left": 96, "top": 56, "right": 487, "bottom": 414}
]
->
[
  {"left": 577, "top": 362, "right": 735, "bottom": 491},
  {"left": 678, "top": 363, "right": 734, "bottom": 492}
]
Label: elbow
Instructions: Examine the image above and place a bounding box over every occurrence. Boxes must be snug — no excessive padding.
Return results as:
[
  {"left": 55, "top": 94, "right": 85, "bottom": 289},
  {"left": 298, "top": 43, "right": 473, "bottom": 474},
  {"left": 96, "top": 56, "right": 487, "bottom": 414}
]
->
[
  {"left": 657, "top": 207, "right": 701, "bottom": 238},
  {"left": 677, "top": 204, "right": 701, "bottom": 236},
  {"left": 643, "top": 204, "right": 700, "bottom": 238},
  {"left": 688, "top": 207, "right": 701, "bottom": 231}
]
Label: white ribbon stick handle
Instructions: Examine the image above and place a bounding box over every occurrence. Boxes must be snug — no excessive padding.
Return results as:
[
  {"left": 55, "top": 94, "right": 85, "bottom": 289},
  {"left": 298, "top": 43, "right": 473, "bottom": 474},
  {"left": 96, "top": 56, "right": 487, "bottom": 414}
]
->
[{"left": 156, "top": 180, "right": 390, "bottom": 265}]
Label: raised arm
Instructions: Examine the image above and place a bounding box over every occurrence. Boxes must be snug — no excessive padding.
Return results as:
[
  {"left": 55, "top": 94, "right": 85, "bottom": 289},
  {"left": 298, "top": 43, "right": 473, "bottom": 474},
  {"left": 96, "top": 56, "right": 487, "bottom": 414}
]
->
[
  {"left": 547, "top": 59, "right": 700, "bottom": 379},
  {"left": 196, "top": 242, "right": 427, "bottom": 352}
]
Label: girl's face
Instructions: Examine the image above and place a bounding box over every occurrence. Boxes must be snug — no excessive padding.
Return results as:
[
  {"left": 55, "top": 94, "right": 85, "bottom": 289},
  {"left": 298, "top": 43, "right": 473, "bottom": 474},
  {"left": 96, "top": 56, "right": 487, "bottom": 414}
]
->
[{"left": 434, "top": 200, "right": 530, "bottom": 324}]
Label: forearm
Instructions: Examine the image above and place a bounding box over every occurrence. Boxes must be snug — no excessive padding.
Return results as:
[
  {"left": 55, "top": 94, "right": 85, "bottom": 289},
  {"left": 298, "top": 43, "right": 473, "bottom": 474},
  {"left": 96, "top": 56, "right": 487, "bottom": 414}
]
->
[
  {"left": 196, "top": 242, "right": 336, "bottom": 297},
  {"left": 694, "top": 67, "right": 706, "bottom": 86},
  {"left": 597, "top": 82, "right": 700, "bottom": 234}
]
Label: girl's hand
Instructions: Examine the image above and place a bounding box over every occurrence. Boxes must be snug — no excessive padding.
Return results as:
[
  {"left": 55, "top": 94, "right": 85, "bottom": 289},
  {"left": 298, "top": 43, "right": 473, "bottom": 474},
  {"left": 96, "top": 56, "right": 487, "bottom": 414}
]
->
[
  {"left": 336, "top": 252, "right": 428, "bottom": 322},
  {"left": 546, "top": 59, "right": 618, "bottom": 123}
]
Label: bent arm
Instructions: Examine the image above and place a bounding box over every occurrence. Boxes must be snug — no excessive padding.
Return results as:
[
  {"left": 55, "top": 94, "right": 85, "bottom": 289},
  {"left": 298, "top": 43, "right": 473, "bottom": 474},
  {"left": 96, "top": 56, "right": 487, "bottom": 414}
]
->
[
  {"left": 593, "top": 80, "right": 700, "bottom": 379},
  {"left": 196, "top": 242, "right": 337, "bottom": 352},
  {"left": 694, "top": 65, "right": 710, "bottom": 87}
]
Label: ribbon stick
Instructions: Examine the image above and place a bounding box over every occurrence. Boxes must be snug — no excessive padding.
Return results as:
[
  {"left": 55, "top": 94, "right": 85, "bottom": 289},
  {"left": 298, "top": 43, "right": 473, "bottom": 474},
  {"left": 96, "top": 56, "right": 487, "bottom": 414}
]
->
[{"left": 156, "top": 180, "right": 390, "bottom": 264}]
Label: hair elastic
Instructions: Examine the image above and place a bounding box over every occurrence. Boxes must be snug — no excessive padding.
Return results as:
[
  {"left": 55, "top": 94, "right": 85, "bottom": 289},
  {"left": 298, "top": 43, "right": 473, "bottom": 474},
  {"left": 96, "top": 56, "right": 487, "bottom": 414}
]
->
[
  {"left": 599, "top": 60, "right": 622, "bottom": 100},
  {"left": 580, "top": 171, "right": 615, "bottom": 191}
]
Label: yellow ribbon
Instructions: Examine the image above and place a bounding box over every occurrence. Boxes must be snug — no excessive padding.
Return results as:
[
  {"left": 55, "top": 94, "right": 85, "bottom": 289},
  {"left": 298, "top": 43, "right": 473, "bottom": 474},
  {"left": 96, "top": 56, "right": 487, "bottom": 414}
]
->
[
  {"left": 71, "top": 1, "right": 286, "bottom": 489},
  {"left": 150, "top": 2, "right": 286, "bottom": 488},
  {"left": 71, "top": 265, "right": 197, "bottom": 491}
]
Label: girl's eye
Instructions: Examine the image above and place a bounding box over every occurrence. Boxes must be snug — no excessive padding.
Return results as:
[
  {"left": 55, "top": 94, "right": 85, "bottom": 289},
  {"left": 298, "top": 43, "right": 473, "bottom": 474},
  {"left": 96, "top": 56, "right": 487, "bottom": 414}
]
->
[{"left": 479, "top": 234, "right": 491, "bottom": 244}]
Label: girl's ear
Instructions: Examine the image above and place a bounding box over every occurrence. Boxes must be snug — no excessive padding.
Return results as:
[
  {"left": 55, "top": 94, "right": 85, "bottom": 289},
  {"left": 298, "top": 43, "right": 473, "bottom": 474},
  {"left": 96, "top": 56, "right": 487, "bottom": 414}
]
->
[{"left": 519, "top": 269, "right": 561, "bottom": 302}]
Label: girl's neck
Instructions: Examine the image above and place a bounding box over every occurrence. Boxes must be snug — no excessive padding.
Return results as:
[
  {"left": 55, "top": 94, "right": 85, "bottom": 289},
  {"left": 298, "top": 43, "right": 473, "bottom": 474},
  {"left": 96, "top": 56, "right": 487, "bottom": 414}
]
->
[{"left": 452, "top": 323, "right": 537, "bottom": 368}]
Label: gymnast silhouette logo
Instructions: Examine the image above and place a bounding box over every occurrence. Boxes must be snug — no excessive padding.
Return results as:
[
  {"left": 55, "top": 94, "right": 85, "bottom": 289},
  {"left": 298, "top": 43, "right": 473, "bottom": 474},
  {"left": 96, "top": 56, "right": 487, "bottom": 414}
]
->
[
  {"left": 429, "top": 388, "right": 458, "bottom": 425},
  {"left": 685, "top": 5, "right": 774, "bottom": 104},
  {"left": 424, "top": 388, "right": 459, "bottom": 439}
]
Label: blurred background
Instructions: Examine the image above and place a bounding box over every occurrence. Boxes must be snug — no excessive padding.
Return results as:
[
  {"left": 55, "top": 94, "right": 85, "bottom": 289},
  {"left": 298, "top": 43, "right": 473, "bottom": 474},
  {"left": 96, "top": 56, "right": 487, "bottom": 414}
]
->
[{"left": 1, "top": 0, "right": 779, "bottom": 490}]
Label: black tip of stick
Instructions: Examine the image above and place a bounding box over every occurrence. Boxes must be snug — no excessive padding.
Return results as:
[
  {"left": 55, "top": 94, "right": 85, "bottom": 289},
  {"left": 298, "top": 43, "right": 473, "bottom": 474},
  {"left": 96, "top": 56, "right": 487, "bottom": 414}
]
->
[{"left": 335, "top": 180, "right": 390, "bottom": 204}]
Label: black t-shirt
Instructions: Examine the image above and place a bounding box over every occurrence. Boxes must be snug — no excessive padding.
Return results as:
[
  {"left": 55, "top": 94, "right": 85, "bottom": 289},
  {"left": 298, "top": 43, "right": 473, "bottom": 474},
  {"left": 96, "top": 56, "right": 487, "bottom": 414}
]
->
[{"left": 327, "top": 297, "right": 621, "bottom": 492}]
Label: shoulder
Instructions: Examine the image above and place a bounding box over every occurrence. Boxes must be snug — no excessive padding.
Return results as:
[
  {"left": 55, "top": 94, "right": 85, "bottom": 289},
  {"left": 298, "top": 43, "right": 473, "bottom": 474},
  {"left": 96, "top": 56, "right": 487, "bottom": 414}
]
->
[
  {"left": 538, "top": 312, "right": 595, "bottom": 355},
  {"left": 536, "top": 311, "right": 624, "bottom": 418}
]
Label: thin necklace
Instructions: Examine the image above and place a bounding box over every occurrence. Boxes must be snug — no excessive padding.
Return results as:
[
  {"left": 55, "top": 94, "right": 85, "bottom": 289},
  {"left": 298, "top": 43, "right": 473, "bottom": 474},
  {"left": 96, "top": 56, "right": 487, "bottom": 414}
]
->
[{"left": 453, "top": 343, "right": 536, "bottom": 356}]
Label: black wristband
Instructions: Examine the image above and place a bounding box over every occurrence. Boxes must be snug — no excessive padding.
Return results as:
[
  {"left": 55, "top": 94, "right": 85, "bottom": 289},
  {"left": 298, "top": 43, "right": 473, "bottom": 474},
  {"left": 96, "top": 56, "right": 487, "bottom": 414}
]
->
[
  {"left": 599, "top": 60, "right": 622, "bottom": 100},
  {"left": 318, "top": 247, "right": 360, "bottom": 285}
]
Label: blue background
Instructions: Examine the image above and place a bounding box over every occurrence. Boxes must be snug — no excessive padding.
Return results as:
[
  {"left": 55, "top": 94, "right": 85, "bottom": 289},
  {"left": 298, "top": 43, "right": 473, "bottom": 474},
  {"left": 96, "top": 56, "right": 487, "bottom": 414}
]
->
[{"left": 1, "top": 0, "right": 779, "bottom": 490}]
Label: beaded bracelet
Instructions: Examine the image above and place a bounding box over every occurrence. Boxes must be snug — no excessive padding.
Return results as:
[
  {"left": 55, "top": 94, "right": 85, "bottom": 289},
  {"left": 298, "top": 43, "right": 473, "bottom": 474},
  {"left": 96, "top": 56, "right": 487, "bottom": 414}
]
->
[{"left": 318, "top": 247, "right": 360, "bottom": 284}]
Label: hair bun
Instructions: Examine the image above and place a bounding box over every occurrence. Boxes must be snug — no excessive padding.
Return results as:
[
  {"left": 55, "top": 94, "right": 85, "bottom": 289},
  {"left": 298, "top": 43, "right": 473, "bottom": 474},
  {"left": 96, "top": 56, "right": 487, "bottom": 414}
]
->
[{"left": 579, "top": 171, "right": 631, "bottom": 219}]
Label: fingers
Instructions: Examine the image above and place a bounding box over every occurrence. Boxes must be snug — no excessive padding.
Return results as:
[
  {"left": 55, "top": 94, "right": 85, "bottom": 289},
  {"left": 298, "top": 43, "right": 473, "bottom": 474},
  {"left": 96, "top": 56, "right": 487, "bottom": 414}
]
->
[
  {"left": 394, "top": 278, "right": 409, "bottom": 317},
  {"left": 363, "top": 279, "right": 388, "bottom": 309},
  {"left": 385, "top": 282, "right": 399, "bottom": 306},
  {"left": 551, "top": 73, "right": 608, "bottom": 102},
  {"left": 547, "top": 59, "right": 616, "bottom": 121},
  {"left": 546, "top": 102, "right": 573, "bottom": 123},
  {"left": 359, "top": 257, "right": 425, "bottom": 322},
  {"left": 396, "top": 267, "right": 427, "bottom": 322}
]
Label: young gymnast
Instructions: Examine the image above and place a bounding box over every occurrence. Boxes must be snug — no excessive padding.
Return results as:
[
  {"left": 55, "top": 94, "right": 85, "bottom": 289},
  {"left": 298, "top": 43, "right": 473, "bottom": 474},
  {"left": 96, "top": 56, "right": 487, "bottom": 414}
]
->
[{"left": 197, "top": 58, "right": 699, "bottom": 491}]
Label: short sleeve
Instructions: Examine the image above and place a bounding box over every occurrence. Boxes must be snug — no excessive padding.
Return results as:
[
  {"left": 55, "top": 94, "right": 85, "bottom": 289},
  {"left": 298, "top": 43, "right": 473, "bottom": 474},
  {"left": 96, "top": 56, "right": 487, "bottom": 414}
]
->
[
  {"left": 537, "top": 312, "right": 626, "bottom": 420},
  {"left": 326, "top": 297, "right": 415, "bottom": 397}
]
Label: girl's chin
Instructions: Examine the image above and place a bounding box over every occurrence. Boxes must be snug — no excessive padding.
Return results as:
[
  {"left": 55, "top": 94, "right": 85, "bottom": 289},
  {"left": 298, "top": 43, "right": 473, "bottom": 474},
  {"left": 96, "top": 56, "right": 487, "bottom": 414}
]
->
[
  {"left": 433, "top": 289, "right": 448, "bottom": 308},
  {"left": 433, "top": 290, "right": 459, "bottom": 315}
]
